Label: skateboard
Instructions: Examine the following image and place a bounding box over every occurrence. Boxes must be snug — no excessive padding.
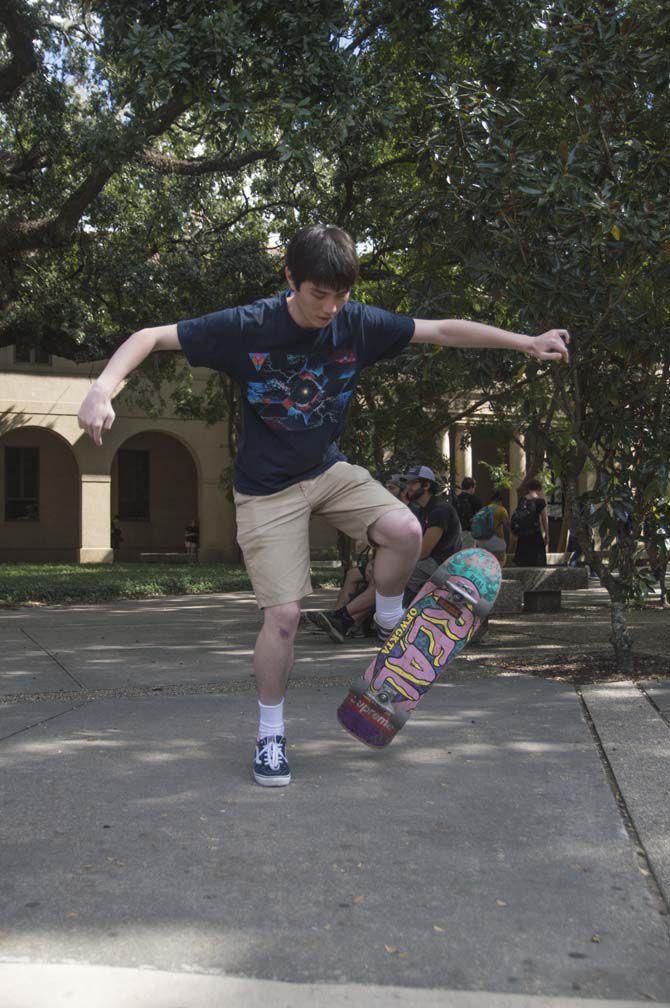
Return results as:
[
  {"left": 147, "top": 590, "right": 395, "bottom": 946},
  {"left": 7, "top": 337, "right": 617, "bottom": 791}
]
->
[{"left": 337, "top": 548, "right": 502, "bottom": 747}]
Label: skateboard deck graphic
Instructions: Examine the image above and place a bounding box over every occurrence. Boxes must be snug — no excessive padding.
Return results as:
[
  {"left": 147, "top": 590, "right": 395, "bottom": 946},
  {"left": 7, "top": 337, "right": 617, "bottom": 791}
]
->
[{"left": 337, "top": 548, "right": 502, "bottom": 747}]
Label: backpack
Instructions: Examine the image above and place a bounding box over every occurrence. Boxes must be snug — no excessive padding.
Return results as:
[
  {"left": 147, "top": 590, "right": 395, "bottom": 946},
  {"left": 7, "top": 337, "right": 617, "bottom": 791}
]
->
[
  {"left": 511, "top": 498, "right": 540, "bottom": 536},
  {"left": 455, "top": 492, "right": 475, "bottom": 531},
  {"left": 471, "top": 505, "right": 496, "bottom": 540}
]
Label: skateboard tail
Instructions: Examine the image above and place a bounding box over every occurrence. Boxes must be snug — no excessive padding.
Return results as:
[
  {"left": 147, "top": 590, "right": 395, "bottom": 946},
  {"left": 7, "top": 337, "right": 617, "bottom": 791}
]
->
[{"left": 337, "top": 691, "right": 400, "bottom": 748}]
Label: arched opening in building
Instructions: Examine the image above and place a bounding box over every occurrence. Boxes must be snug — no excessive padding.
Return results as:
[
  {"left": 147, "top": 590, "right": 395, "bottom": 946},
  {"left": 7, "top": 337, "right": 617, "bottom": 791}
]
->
[
  {"left": 0, "top": 425, "right": 80, "bottom": 562},
  {"left": 111, "top": 432, "right": 199, "bottom": 561}
]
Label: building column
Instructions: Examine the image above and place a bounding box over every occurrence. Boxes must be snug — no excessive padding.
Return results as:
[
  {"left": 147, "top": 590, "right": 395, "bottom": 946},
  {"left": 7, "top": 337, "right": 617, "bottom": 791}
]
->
[
  {"left": 79, "top": 474, "right": 113, "bottom": 563},
  {"left": 454, "top": 425, "right": 472, "bottom": 487},
  {"left": 508, "top": 435, "right": 526, "bottom": 512},
  {"left": 199, "top": 478, "right": 237, "bottom": 564}
]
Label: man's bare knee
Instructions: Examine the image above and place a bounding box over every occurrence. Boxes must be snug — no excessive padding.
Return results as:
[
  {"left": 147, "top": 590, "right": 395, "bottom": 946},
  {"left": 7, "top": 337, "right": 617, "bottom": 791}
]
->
[
  {"left": 370, "top": 510, "right": 422, "bottom": 551},
  {"left": 263, "top": 602, "right": 301, "bottom": 642}
]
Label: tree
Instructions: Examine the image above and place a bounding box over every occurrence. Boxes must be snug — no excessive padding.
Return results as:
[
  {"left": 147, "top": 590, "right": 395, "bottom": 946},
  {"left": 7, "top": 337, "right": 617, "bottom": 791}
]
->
[
  {"left": 2, "top": 0, "right": 411, "bottom": 357},
  {"left": 413, "top": 0, "right": 670, "bottom": 670}
]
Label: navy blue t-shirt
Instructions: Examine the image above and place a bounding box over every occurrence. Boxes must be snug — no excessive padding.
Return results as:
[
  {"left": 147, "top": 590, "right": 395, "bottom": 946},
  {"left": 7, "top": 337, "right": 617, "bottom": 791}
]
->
[{"left": 177, "top": 292, "right": 414, "bottom": 495}]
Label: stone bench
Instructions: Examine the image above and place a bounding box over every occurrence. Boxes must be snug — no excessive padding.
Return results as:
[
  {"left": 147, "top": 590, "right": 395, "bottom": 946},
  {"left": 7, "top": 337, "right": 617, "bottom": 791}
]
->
[
  {"left": 495, "top": 578, "right": 525, "bottom": 614},
  {"left": 139, "top": 552, "right": 196, "bottom": 564},
  {"left": 502, "top": 566, "right": 589, "bottom": 612}
]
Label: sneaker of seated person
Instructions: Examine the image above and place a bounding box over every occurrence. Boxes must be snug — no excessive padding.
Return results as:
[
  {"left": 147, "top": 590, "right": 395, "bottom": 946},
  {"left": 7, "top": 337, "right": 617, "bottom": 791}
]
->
[
  {"left": 253, "top": 735, "right": 291, "bottom": 787},
  {"left": 305, "top": 607, "right": 355, "bottom": 643}
]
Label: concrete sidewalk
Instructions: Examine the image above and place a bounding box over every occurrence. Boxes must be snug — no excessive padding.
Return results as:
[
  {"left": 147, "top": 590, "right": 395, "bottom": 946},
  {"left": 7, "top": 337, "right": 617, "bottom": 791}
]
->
[{"left": 1, "top": 590, "right": 669, "bottom": 1007}]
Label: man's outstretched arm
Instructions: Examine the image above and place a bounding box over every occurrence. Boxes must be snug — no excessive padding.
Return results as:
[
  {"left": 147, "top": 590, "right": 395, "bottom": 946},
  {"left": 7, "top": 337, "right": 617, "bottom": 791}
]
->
[
  {"left": 411, "top": 318, "right": 569, "bottom": 362},
  {"left": 78, "top": 324, "right": 181, "bottom": 445}
]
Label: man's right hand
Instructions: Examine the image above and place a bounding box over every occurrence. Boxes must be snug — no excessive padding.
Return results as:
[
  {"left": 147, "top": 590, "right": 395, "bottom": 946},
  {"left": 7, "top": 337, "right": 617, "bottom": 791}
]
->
[{"left": 78, "top": 384, "right": 115, "bottom": 446}]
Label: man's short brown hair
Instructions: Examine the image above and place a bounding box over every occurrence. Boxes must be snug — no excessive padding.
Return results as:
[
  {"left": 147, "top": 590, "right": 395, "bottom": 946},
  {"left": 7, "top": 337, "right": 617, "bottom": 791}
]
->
[{"left": 286, "top": 224, "right": 359, "bottom": 291}]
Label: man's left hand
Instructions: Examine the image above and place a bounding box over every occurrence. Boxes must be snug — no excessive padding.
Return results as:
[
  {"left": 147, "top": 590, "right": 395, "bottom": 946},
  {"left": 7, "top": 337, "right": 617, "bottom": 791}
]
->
[{"left": 528, "top": 329, "right": 570, "bottom": 362}]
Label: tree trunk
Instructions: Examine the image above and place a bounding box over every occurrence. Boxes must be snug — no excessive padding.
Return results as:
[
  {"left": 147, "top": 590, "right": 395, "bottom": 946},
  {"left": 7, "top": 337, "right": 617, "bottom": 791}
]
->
[
  {"left": 557, "top": 510, "right": 570, "bottom": 552},
  {"left": 609, "top": 598, "right": 634, "bottom": 676},
  {"left": 523, "top": 429, "right": 546, "bottom": 481}
]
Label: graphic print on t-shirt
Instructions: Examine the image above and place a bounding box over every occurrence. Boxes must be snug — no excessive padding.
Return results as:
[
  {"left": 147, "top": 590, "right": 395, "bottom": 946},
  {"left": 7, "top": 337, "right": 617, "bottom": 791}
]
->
[{"left": 246, "top": 347, "right": 357, "bottom": 430}]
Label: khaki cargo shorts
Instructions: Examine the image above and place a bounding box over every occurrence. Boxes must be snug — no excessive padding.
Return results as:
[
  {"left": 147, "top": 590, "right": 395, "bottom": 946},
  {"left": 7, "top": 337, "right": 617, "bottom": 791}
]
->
[{"left": 233, "top": 461, "right": 407, "bottom": 609}]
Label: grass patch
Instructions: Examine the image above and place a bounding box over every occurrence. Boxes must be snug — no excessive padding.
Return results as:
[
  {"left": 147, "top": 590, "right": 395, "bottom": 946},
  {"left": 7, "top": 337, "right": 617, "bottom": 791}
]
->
[{"left": 0, "top": 563, "right": 340, "bottom": 607}]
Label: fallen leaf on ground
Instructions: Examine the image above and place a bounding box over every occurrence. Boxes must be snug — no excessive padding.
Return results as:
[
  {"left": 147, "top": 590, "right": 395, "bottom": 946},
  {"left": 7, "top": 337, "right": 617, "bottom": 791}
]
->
[
  {"left": 495, "top": 899, "right": 507, "bottom": 907},
  {"left": 433, "top": 925, "right": 446, "bottom": 933},
  {"left": 384, "top": 945, "right": 408, "bottom": 957}
]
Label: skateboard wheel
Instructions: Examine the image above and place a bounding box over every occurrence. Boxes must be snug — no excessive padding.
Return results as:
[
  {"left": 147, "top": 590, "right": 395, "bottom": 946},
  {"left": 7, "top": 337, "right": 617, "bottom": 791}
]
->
[
  {"left": 473, "top": 598, "right": 493, "bottom": 618},
  {"left": 348, "top": 675, "right": 369, "bottom": 697},
  {"left": 391, "top": 709, "right": 410, "bottom": 729}
]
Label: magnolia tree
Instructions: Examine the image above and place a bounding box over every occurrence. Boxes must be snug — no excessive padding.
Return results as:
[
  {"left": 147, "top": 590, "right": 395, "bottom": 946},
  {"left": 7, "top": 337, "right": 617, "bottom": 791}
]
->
[
  {"left": 415, "top": 0, "right": 670, "bottom": 671},
  {"left": 1, "top": 0, "right": 445, "bottom": 358}
]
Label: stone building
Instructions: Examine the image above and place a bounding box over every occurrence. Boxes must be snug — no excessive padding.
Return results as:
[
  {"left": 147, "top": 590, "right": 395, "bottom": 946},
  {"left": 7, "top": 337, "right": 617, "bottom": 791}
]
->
[
  {"left": 0, "top": 346, "right": 236, "bottom": 564},
  {"left": 0, "top": 344, "right": 567, "bottom": 564}
]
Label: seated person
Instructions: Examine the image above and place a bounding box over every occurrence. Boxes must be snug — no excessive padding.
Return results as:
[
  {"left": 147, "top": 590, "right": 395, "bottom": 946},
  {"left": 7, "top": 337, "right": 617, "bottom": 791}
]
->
[
  {"left": 384, "top": 473, "right": 406, "bottom": 498},
  {"left": 305, "top": 550, "right": 376, "bottom": 642},
  {"left": 401, "top": 464, "right": 462, "bottom": 609},
  {"left": 472, "top": 488, "right": 509, "bottom": 565},
  {"left": 309, "top": 465, "right": 462, "bottom": 643}
]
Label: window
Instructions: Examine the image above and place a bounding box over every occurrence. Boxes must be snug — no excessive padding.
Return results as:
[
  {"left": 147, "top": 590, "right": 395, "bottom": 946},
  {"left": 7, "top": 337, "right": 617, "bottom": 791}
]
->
[
  {"left": 13, "top": 343, "right": 52, "bottom": 366},
  {"left": 5, "top": 446, "right": 39, "bottom": 521},
  {"left": 118, "top": 449, "right": 150, "bottom": 521}
]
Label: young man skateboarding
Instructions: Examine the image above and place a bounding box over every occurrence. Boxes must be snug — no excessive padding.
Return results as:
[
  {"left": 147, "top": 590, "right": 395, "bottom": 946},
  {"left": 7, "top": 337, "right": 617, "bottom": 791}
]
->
[{"left": 78, "top": 223, "right": 569, "bottom": 787}]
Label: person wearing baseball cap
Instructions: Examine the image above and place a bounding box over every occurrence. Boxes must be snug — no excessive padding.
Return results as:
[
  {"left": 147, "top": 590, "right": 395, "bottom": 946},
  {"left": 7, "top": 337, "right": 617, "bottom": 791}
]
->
[
  {"left": 384, "top": 473, "right": 407, "bottom": 497},
  {"left": 403, "top": 464, "right": 439, "bottom": 487},
  {"left": 401, "top": 464, "right": 463, "bottom": 605}
]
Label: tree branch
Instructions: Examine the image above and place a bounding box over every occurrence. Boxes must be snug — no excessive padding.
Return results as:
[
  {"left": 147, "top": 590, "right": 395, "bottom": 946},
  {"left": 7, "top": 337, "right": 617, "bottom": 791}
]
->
[
  {"left": 443, "top": 373, "right": 535, "bottom": 427},
  {"left": 139, "top": 143, "right": 280, "bottom": 176},
  {"left": 0, "top": 94, "right": 190, "bottom": 257},
  {"left": 0, "top": 0, "right": 38, "bottom": 103},
  {"left": 344, "top": 13, "right": 388, "bottom": 53},
  {"left": 0, "top": 142, "right": 47, "bottom": 188},
  {"left": 0, "top": 0, "right": 39, "bottom": 104}
]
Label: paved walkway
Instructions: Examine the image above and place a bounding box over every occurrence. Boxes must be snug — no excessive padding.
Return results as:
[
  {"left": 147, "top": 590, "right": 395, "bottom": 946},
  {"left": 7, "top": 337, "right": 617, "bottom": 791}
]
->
[{"left": 1, "top": 586, "right": 668, "bottom": 1007}]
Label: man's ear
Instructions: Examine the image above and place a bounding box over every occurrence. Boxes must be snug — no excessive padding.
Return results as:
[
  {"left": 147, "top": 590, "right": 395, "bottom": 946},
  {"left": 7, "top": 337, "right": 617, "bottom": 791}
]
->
[{"left": 285, "top": 266, "right": 296, "bottom": 291}]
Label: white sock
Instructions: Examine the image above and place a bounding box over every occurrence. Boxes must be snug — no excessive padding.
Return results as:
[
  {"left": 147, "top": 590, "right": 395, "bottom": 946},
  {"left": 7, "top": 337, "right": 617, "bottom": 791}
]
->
[
  {"left": 375, "top": 592, "right": 405, "bottom": 629},
  {"left": 258, "top": 700, "right": 285, "bottom": 740}
]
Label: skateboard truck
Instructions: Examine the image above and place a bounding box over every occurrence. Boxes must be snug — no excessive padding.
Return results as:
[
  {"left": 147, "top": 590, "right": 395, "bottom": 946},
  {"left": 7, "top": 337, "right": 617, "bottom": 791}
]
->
[
  {"left": 442, "top": 578, "right": 493, "bottom": 619},
  {"left": 348, "top": 675, "right": 409, "bottom": 729},
  {"left": 430, "top": 562, "right": 494, "bottom": 618}
]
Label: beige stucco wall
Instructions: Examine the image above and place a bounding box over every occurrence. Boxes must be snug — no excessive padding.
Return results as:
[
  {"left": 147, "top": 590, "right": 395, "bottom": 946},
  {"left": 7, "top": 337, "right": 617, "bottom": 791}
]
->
[
  {"left": 0, "top": 347, "right": 546, "bottom": 566},
  {"left": 0, "top": 347, "right": 237, "bottom": 564}
]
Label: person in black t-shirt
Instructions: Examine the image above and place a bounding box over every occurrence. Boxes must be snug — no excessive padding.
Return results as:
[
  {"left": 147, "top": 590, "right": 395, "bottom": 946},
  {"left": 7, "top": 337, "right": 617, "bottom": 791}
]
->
[
  {"left": 78, "top": 223, "right": 569, "bottom": 788},
  {"left": 454, "top": 477, "right": 484, "bottom": 547},
  {"left": 401, "top": 465, "right": 463, "bottom": 605},
  {"left": 512, "top": 479, "right": 549, "bottom": 566}
]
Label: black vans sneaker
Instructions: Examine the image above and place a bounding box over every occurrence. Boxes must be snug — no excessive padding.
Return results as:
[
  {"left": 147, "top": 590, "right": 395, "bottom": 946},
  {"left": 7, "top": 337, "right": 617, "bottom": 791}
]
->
[
  {"left": 373, "top": 616, "right": 395, "bottom": 646},
  {"left": 253, "top": 735, "right": 291, "bottom": 787}
]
